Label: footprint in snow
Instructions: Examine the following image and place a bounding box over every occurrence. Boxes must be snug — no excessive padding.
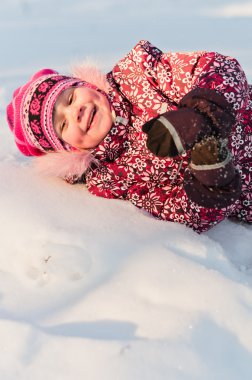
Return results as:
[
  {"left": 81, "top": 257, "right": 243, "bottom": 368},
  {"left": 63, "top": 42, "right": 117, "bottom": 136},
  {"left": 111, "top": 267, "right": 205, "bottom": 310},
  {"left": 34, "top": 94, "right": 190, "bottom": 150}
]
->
[{"left": 26, "top": 242, "right": 92, "bottom": 285}]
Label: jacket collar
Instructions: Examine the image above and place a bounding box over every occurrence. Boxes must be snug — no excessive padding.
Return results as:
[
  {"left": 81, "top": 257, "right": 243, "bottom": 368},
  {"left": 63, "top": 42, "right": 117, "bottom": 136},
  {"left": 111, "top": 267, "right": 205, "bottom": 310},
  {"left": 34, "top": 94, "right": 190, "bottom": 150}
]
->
[{"left": 91, "top": 73, "right": 133, "bottom": 162}]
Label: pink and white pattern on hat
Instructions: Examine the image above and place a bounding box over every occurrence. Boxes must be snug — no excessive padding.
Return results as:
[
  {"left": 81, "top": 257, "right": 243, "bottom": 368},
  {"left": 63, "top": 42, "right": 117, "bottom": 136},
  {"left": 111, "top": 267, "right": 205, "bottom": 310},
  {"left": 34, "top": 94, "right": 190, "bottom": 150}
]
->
[
  {"left": 7, "top": 68, "right": 100, "bottom": 156},
  {"left": 22, "top": 74, "right": 85, "bottom": 153}
]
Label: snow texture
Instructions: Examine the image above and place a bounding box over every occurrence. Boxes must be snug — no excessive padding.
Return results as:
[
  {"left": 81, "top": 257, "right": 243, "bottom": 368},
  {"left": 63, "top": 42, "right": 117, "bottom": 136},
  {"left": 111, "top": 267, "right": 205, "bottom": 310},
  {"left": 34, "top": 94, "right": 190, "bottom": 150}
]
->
[{"left": 0, "top": 1, "right": 252, "bottom": 379}]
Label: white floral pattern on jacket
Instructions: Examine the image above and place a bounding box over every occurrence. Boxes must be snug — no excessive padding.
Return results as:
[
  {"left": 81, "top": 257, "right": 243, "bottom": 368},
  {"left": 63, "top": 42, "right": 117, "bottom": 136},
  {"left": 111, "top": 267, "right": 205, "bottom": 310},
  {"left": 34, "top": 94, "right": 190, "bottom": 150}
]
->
[{"left": 85, "top": 40, "right": 252, "bottom": 233}]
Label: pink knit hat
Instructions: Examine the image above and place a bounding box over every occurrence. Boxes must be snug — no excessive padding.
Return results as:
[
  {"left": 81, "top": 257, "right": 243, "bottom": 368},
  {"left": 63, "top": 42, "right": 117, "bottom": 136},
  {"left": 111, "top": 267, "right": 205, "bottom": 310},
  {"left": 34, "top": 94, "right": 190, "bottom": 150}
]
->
[{"left": 6, "top": 69, "right": 96, "bottom": 156}]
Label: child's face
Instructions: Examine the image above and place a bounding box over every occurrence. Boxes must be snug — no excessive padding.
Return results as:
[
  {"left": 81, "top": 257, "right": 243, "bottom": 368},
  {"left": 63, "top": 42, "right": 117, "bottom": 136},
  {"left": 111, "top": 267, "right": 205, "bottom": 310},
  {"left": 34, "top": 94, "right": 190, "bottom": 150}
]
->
[{"left": 53, "top": 86, "right": 112, "bottom": 149}]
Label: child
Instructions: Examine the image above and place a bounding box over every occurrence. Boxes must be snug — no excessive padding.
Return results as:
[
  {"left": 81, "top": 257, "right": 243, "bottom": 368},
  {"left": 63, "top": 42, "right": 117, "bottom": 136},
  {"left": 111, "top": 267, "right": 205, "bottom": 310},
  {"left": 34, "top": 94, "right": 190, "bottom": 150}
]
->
[{"left": 6, "top": 40, "right": 252, "bottom": 233}]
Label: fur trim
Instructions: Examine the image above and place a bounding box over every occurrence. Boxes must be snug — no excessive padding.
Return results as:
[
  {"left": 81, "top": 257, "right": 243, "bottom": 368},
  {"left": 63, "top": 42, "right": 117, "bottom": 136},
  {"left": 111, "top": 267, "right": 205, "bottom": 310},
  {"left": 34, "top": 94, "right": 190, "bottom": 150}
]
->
[
  {"left": 70, "top": 61, "right": 110, "bottom": 93},
  {"left": 33, "top": 150, "right": 95, "bottom": 181}
]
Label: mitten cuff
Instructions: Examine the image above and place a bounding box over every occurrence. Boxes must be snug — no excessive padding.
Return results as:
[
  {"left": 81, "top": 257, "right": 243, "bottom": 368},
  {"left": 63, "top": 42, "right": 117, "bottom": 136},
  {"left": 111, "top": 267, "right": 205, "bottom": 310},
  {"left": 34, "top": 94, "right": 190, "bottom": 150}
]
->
[
  {"left": 189, "top": 151, "right": 235, "bottom": 187},
  {"left": 158, "top": 115, "right": 185, "bottom": 155}
]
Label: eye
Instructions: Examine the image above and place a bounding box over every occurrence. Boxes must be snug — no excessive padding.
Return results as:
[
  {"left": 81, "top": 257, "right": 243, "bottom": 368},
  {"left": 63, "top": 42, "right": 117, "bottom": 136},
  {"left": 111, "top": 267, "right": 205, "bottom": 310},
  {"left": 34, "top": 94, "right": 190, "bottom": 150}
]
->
[
  {"left": 68, "top": 91, "right": 74, "bottom": 105},
  {"left": 60, "top": 120, "right": 67, "bottom": 134}
]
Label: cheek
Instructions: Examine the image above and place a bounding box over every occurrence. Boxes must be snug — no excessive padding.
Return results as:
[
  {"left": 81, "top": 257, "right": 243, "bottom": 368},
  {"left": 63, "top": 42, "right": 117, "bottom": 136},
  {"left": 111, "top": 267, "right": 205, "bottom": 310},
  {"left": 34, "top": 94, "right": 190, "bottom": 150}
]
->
[
  {"left": 99, "top": 94, "right": 111, "bottom": 112},
  {"left": 64, "top": 127, "right": 82, "bottom": 145}
]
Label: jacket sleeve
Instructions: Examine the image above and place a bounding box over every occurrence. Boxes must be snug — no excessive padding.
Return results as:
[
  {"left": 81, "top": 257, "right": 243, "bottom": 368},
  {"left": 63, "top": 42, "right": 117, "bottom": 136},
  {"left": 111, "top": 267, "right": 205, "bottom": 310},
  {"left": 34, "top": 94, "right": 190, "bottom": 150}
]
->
[
  {"left": 111, "top": 40, "right": 249, "bottom": 118},
  {"left": 85, "top": 163, "right": 128, "bottom": 200},
  {"left": 84, "top": 161, "right": 236, "bottom": 234},
  {"left": 126, "top": 179, "right": 235, "bottom": 233}
]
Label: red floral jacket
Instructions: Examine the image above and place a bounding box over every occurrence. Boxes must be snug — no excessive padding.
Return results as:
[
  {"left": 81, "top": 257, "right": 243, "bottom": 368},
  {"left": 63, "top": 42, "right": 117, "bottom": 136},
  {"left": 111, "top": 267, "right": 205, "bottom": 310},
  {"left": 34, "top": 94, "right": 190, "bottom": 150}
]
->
[{"left": 85, "top": 40, "right": 252, "bottom": 233}]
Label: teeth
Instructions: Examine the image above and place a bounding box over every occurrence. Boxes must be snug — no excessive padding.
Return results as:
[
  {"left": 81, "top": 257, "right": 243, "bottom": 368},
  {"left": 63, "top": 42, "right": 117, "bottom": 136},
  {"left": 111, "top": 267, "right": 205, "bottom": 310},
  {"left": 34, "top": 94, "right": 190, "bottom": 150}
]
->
[{"left": 88, "top": 108, "right": 95, "bottom": 128}]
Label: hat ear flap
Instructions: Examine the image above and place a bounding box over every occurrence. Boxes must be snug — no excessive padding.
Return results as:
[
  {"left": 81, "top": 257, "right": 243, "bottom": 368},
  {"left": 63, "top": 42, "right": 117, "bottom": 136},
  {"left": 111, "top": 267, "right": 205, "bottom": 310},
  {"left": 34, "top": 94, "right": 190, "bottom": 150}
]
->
[{"left": 31, "top": 68, "right": 59, "bottom": 81}]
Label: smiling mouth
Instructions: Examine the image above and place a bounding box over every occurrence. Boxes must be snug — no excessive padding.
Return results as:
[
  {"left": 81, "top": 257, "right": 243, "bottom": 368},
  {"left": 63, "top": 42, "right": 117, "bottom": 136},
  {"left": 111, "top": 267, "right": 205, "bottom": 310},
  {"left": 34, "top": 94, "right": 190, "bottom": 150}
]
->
[{"left": 87, "top": 107, "right": 97, "bottom": 131}]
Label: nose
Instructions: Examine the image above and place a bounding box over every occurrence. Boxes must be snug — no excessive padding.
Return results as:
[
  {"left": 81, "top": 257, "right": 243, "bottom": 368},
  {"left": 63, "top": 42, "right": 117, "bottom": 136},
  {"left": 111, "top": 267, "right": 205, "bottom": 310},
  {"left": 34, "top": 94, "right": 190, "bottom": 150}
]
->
[
  {"left": 76, "top": 106, "right": 84, "bottom": 123},
  {"left": 65, "top": 105, "right": 84, "bottom": 126}
]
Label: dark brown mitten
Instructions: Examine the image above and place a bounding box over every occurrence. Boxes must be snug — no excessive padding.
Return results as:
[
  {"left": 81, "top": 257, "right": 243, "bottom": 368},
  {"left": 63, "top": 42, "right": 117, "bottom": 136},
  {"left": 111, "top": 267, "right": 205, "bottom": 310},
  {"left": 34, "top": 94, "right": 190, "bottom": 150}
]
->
[
  {"left": 180, "top": 88, "right": 235, "bottom": 139},
  {"left": 142, "top": 118, "right": 179, "bottom": 157},
  {"left": 142, "top": 106, "right": 213, "bottom": 157}
]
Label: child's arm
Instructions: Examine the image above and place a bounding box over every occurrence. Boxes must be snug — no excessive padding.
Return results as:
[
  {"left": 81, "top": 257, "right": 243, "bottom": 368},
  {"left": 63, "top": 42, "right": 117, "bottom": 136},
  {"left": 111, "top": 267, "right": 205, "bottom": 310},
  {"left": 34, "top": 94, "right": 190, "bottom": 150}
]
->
[{"left": 110, "top": 40, "right": 249, "bottom": 116}]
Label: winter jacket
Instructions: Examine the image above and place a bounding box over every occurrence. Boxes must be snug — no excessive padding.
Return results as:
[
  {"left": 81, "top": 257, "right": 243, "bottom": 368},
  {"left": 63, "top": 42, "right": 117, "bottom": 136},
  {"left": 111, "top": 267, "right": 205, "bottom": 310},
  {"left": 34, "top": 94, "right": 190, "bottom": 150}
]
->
[
  {"left": 39, "top": 40, "right": 252, "bottom": 233},
  {"left": 81, "top": 40, "right": 252, "bottom": 233}
]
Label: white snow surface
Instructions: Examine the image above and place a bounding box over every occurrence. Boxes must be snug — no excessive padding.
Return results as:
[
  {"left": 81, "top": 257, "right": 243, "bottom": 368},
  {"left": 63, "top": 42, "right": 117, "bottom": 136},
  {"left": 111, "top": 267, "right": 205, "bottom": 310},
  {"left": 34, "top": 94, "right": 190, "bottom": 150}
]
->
[{"left": 0, "top": 1, "right": 252, "bottom": 379}]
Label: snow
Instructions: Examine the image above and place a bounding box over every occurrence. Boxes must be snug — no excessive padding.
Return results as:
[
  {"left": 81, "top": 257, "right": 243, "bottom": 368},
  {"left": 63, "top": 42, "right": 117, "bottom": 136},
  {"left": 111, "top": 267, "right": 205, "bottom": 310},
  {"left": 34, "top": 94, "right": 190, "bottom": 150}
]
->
[{"left": 0, "top": 0, "right": 252, "bottom": 379}]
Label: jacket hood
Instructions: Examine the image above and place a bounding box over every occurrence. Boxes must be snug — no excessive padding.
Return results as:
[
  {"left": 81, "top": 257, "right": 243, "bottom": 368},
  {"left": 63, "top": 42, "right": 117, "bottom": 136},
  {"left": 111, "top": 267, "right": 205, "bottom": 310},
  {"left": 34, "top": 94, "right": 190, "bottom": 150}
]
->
[{"left": 71, "top": 62, "right": 110, "bottom": 94}]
